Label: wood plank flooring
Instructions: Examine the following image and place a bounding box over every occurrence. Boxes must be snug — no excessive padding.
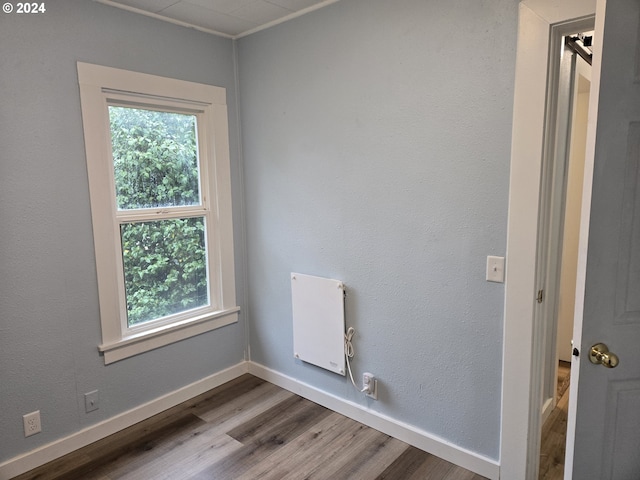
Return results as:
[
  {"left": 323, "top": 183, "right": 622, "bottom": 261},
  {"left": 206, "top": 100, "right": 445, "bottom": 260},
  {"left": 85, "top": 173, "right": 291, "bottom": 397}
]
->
[
  {"left": 14, "top": 375, "right": 488, "bottom": 480},
  {"left": 539, "top": 361, "right": 571, "bottom": 480}
]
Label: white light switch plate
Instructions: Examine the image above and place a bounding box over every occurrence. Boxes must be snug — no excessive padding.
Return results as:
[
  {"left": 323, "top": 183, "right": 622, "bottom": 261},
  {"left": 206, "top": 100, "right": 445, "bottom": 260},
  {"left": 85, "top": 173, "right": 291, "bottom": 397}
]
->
[{"left": 486, "top": 256, "right": 505, "bottom": 283}]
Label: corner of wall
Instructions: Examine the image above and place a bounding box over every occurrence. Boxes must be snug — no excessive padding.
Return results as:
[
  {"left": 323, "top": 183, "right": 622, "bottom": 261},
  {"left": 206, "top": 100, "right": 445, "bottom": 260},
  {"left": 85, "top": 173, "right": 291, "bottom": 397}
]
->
[{"left": 231, "top": 37, "right": 252, "bottom": 361}]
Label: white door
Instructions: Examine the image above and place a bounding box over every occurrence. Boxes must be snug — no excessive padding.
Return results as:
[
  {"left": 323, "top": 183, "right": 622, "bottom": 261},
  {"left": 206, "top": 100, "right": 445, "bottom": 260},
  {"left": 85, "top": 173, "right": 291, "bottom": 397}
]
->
[{"left": 568, "top": 0, "right": 640, "bottom": 477}]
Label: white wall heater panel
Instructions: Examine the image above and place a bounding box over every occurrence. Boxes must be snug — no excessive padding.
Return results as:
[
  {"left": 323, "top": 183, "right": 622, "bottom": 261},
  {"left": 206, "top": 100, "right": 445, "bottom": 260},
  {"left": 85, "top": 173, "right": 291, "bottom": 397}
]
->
[{"left": 291, "top": 273, "right": 345, "bottom": 375}]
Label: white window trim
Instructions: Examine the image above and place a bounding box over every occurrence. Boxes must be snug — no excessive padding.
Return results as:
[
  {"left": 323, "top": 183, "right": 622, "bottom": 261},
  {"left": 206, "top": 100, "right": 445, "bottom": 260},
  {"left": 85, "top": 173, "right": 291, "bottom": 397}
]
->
[{"left": 77, "top": 62, "right": 238, "bottom": 364}]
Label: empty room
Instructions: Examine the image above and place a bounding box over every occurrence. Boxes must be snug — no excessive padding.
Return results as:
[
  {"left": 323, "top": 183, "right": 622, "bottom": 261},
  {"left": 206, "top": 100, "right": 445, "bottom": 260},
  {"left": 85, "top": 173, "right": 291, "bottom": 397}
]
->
[{"left": 1, "top": 0, "right": 638, "bottom": 479}]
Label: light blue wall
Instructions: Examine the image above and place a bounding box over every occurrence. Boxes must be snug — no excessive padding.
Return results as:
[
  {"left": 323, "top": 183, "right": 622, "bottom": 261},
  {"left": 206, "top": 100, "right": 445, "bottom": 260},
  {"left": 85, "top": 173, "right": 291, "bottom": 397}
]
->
[
  {"left": 238, "top": 0, "right": 517, "bottom": 459},
  {"left": 1, "top": 0, "right": 519, "bottom": 466},
  {"left": 0, "top": 0, "right": 246, "bottom": 462}
]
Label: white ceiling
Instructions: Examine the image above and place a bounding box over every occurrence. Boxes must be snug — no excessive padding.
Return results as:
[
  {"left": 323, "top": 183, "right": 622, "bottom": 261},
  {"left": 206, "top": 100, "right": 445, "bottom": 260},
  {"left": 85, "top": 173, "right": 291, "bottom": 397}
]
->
[{"left": 96, "top": 0, "right": 339, "bottom": 38}]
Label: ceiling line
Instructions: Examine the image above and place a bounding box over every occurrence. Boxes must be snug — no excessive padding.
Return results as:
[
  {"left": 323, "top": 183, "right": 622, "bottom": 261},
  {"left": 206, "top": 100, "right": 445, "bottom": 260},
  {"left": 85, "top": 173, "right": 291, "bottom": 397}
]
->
[
  {"left": 234, "top": 0, "right": 340, "bottom": 39},
  {"left": 93, "top": 0, "right": 341, "bottom": 40},
  {"left": 93, "top": 0, "right": 234, "bottom": 38}
]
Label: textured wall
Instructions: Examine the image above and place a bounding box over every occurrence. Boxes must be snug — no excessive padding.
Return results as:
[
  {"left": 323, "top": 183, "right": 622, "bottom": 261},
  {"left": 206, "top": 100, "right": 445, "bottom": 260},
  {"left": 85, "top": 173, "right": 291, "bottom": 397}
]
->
[
  {"left": 0, "top": 0, "right": 246, "bottom": 462},
  {"left": 238, "top": 0, "right": 517, "bottom": 459}
]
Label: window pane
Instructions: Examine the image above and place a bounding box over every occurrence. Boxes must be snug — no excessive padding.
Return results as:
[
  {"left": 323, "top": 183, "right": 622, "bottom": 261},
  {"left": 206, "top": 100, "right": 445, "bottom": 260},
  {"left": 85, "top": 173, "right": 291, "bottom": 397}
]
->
[
  {"left": 109, "top": 106, "right": 201, "bottom": 210},
  {"left": 120, "top": 217, "right": 209, "bottom": 326}
]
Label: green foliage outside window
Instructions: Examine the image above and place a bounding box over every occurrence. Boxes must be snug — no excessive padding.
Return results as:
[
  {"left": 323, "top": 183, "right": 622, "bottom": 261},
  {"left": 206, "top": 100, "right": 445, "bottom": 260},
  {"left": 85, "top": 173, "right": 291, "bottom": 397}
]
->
[
  {"left": 109, "top": 106, "right": 200, "bottom": 210},
  {"left": 109, "top": 106, "right": 208, "bottom": 326}
]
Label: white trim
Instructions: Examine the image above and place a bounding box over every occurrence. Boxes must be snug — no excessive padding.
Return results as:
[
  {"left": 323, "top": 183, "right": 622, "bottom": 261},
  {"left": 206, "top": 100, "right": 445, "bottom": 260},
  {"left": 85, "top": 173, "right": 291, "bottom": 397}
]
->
[
  {"left": 77, "top": 62, "right": 238, "bottom": 364},
  {"left": 78, "top": 63, "right": 227, "bottom": 105},
  {"left": 234, "top": 0, "right": 341, "bottom": 39},
  {"left": 521, "top": 0, "right": 594, "bottom": 25},
  {"left": 1, "top": 361, "right": 498, "bottom": 479},
  {"left": 0, "top": 362, "right": 248, "bottom": 480},
  {"left": 92, "top": 0, "right": 340, "bottom": 40},
  {"left": 91, "top": 0, "right": 235, "bottom": 39},
  {"left": 501, "top": 7, "right": 552, "bottom": 477},
  {"left": 248, "top": 362, "right": 500, "bottom": 480},
  {"left": 541, "top": 396, "right": 554, "bottom": 425},
  {"left": 99, "top": 307, "right": 240, "bottom": 364},
  {"left": 501, "top": 2, "right": 596, "bottom": 479}
]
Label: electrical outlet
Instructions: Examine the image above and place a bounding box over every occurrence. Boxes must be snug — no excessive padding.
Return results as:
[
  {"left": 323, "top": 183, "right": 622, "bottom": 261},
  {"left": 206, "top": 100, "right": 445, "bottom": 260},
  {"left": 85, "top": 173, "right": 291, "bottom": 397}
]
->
[
  {"left": 363, "top": 372, "right": 378, "bottom": 400},
  {"left": 85, "top": 390, "right": 99, "bottom": 413},
  {"left": 23, "top": 411, "right": 41, "bottom": 437}
]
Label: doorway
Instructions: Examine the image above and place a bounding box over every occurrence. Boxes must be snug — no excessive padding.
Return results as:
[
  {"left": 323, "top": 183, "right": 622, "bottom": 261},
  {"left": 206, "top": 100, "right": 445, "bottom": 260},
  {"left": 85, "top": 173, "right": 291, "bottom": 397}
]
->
[
  {"left": 499, "top": 2, "right": 598, "bottom": 478},
  {"left": 538, "top": 32, "right": 592, "bottom": 480}
]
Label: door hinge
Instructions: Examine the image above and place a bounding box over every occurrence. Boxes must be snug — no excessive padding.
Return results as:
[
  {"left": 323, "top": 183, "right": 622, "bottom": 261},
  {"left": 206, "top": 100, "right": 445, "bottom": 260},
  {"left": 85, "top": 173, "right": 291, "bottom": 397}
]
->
[{"left": 537, "top": 289, "right": 544, "bottom": 303}]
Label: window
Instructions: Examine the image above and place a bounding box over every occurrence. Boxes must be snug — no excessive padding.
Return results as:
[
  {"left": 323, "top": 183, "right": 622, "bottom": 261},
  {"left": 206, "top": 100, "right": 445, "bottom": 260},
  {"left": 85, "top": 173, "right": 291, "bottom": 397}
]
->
[{"left": 78, "top": 63, "right": 238, "bottom": 364}]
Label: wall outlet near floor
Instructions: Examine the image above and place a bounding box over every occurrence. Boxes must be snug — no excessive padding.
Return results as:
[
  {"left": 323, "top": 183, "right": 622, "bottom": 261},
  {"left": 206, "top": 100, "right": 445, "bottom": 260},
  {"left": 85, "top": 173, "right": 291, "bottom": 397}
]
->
[
  {"left": 363, "top": 372, "right": 378, "bottom": 400},
  {"left": 23, "top": 410, "right": 41, "bottom": 437},
  {"left": 85, "top": 390, "right": 99, "bottom": 413}
]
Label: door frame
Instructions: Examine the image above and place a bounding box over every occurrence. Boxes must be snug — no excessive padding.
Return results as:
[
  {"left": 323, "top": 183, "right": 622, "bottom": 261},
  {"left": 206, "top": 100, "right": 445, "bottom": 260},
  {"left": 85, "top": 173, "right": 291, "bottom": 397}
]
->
[
  {"left": 537, "top": 18, "right": 595, "bottom": 428},
  {"left": 500, "top": 1, "right": 597, "bottom": 478}
]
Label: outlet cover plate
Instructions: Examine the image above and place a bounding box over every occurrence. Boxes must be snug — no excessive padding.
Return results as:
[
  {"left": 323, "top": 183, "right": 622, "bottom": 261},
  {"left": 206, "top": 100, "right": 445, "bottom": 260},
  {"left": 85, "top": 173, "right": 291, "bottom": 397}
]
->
[
  {"left": 363, "top": 373, "right": 378, "bottom": 400},
  {"left": 85, "top": 390, "right": 99, "bottom": 413},
  {"left": 486, "top": 256, "right": 505, "bottom": 283},
  {"left": 23, "top": 410, "right": 41, "bottom": 437}
]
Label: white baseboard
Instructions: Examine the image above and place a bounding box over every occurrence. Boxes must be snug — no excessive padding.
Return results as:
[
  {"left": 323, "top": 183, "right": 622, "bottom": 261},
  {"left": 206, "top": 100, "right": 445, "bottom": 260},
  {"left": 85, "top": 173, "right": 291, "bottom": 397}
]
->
[
  {"left": 0, "top": 362, "right": 248, "bottom": 480},
  {"left": 248, "top": 362, "right": 500, "bottom": 480},
  {"left": 1, "top": 361, "right": 500, "bottom": 480},
  {"left": 541, "top": 396, "right": 554, "bottom": 426}
]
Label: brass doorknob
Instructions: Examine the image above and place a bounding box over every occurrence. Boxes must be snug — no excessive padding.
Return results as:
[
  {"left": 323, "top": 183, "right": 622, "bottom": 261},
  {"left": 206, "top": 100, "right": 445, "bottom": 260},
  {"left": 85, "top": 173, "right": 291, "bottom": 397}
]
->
[{"left": 589, "top": 343, "right": 619, "bottom": 368}]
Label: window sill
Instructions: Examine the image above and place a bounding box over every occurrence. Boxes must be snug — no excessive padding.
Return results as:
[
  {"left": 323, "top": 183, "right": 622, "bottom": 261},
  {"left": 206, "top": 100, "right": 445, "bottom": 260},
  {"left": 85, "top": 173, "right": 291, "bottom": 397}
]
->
[{"left": 98, "top": 306, "right": 240, "bottom": 364}]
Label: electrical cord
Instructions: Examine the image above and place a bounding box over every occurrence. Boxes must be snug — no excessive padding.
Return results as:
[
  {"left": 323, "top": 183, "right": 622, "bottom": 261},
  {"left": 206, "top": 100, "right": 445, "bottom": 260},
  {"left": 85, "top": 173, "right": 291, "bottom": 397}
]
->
[{"left": 344, "top": 327, "right": 368, "bottom": 393}]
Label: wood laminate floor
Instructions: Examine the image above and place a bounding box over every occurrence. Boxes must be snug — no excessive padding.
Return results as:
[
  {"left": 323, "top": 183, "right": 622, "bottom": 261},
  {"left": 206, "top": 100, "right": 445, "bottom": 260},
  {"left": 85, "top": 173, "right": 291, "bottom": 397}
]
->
[
  {"left": 15, "top": 375, "right": 488, "bottom": 480},
  {"left": 538, "top": 361, "right": 571, "bottom": 480}
]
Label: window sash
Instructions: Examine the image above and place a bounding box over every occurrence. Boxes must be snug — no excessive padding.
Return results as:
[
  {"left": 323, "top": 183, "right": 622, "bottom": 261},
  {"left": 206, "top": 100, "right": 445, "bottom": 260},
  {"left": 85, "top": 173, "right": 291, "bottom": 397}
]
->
[
  {"left": 104, "top": 99, "right": 220, "bottom": 335},
  {"left": 107, "top": 106, "right": 206, "bottom": 212},
  {"left": 115, "top": 212, "right": 218, "bottom": 333},
  {"left": 106, "top": 98, "right": 210, "bottom": 214},
  {"left": 117, "top": 215, "right": 212, "bottom": 331}
]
